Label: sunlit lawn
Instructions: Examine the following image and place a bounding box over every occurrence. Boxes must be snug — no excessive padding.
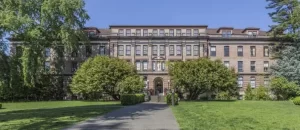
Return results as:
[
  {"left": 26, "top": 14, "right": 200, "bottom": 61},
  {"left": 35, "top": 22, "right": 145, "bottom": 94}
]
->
[
  {"left": 0, "top": 101, "right": 122, "bottom": 130},
  {"left": 172, "top": 101, "right": 300, "bottom": 130}
]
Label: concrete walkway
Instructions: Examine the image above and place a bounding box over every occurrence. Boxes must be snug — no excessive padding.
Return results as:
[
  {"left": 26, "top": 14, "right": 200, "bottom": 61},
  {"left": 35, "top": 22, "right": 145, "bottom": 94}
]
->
[{"left": 64, "top": 102, "right": 180, "bottom": 130}]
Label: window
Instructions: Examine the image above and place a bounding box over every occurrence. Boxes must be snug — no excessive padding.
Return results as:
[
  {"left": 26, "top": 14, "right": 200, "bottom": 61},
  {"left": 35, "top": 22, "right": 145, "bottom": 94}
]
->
[
  {"left": 126, "top": 45, "right": 131, "bottom": 56},
  {"left": 176, "top": 45, "right": 182, "bottom": 56},
  {"left": 169, "top": 45, "right": 174, "bottom": 56},
  {"left": 86, "top": 46, "right": 92, "bottom": 57},
  {"left": 45, "top": 48, "right": 50, "bottom": 57},
  {"left": 264, "top": 61, "right": 269, "bottom": 72},
  {"left": 118, "top": 29, "right": 124, "bottom": 36},
  {"left": 238, "top": 76, "right": 243, "bottom": 88},
  {"left": 186, "top": 29, "right": 191, "bottom": 36},
  {"left": 250, "top": 76, "right": 256, "bottom": 88},
  {"left": 89, "top": 31, "right": 96, "bottom": 37},
  {"left": 143, "top": 61, "right": 148, "bottom": 71},
  {"left": 186, "top": 45, "right": 191, "bottom": 56},
  {"left": 264, "top": 46, "right": 269, "bottom": 57},
  {"left": 193, "top": 45, "right": 199, "bottom": 56},
  {"left": 224, "top": 61, "right": 230, "bottom": 68},
  {"left": 136, "top": 29, "right": 141, "bottom": 36},
  {"left": 136, "top": 61, "right": 141, "bottom": 71},
  {"left": 222, "top": 30, "right": 232, "bottom": 38},
  {"left": 71, "top": 62, "right": 78, "bottom": 73},
  {"left": 143, "top": 29, "right": 148, "bottom": 36},
  {"left": 159, "top": 29, "right": 165, "bottom": 36},
  {"left": 159, "top": 45, "right": 165, "bottom": 56},
  {"left": 126, "top": 29, "right": 131, "bottom": 36},
  {"left": 210, "top": 46, "right": 216, "bottom": 56},
  {"left": 250, "top": 46, "right": 256, "bottom": 57},
  {"left": 224, "top": 46, "right": 229, "bottom": 57},
  {"left": 193, "top": 29, "right": 199, "bottom": 36},
  {"left": 169, "top": 29, "right": 174, "bottom": 36},
  {"left": 135, "top": 45, "right": 141, "bottom": 56},
  {"left": 251, "top": 61, "right": 256, "bottom": 72},
  {"left": 118, "top": 45, "right": 124, "bottom": 56},
  {"left": 152, "top": 45, "right": 158, "bottom": 56},
  {"left": 143, "top": 45, "right": 148, "bottom": 56},
  {"left": 264, "top": 76, "right": 270, "bottom": 87},
  {"left": 248, "top": 31, "right": 257, "bottom": 38},
  {"left": 71, "top": 50, "right": 78, "bottom": 57},
  {"left": 153, "top": 29, "right": 158, "bottom": 36},
  {"left": 237, "top": 46, "right": 243, "bottom": 56},
  {"left": 45, "top": 61, "right": 50, "bottom": 71},
  {"left": 99, "top": 46, "right": 105, "bottom": 55},
  {"left": 238, "top": 61, "right": 243, "bottom": 72},
  {"left": 152, "top": 61, "right": 156, "bottom": 71},
  {"left": 176, "top": 29, "right": 181, "bottom": 36}
]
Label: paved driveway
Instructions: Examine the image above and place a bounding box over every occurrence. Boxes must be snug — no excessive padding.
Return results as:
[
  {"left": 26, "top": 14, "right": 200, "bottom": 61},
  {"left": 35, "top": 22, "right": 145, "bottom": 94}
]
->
[{"left": 64, "top": 102, "right": 180, "bottom": 130}]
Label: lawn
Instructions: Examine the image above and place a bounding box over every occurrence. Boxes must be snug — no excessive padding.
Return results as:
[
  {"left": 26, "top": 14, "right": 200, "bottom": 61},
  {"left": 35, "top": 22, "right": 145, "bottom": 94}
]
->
[
  {"left": 172, "top": 101, "right": 300, "bottom": 130},
  {"left": 0, "top": 101, "right": 122, "bottom": 130}
]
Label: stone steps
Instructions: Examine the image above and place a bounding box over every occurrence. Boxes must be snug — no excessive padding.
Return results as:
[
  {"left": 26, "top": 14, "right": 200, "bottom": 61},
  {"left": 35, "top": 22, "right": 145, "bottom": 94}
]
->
[{"left": 150, "top": 95, "right": 165, "bottom": 102}]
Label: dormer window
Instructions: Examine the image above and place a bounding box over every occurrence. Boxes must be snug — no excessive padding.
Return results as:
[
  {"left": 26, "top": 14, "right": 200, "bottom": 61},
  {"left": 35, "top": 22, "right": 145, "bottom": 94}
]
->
[
  {"left": 88, "top": 31, "right": 96, "bottom": 37},
  {"left": 222, "top": 30, "right": 232, "bottom": 38},
  {"left": 248, "top": 31, "right": 258, "bottom": 38}
]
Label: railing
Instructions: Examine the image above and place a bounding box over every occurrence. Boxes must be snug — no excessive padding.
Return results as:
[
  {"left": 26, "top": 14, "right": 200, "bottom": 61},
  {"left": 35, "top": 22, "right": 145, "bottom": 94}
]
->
[{"left": 209, "top": 34, "right": 270, "bottom": 38}]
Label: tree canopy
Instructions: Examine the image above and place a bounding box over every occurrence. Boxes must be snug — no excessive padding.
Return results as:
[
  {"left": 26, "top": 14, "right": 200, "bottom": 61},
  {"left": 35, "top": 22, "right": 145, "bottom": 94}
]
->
[
  {"left": 71, "top": 56, "right": 141, "bottom": 100},
  {"left": 0, "top": 0, "right": 89, "bottom": 87},
  {"left": 168, "top": 58, "right": 237, "bottom": 100}
]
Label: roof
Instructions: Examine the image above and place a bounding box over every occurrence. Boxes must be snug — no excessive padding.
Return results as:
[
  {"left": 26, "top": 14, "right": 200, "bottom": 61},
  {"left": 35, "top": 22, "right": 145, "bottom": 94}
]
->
[
  {"left": 98, "top": 28, "right": 110, "bottom": 35},
  {"left": 207, "top": 28, "right": 267, "bottom": 36},
  {"left": 217, "top": 27, "right": 234, "bottom": 33},
  {"left": 109, "top": 25, "right": 208, "bottom": 28}
]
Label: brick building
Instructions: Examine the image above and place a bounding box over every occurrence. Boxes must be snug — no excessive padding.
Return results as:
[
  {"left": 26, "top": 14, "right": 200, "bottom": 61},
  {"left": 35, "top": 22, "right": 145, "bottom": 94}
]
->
[{"left": 9, "top": 25, "right": 276, "bottom": 98}]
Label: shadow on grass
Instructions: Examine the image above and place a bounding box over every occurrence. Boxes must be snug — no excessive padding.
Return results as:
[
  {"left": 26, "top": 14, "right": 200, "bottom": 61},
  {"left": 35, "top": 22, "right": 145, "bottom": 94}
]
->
[
  {"left": 0, "top": 104, "right": 122, "bottom": 130},
  {"left": 64, "top": 103, "right": 169, "bottom": 130}
]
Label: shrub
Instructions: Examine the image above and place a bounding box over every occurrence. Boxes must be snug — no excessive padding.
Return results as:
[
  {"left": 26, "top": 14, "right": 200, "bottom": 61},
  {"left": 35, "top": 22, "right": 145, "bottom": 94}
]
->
[
  {"left": 120, "top": 94, "right": 145, "bottom": 105},
  {"left": 0, "top": 104, "right": 2, "bottom": 109},
  {"left": 166, "top": 93, "right": 179, "bottom": 105},
  {"left": 270, "top": 77, "right": 298, "bottom": 100},
  {"left": 216, "top": 91, "right": 232, "bottom": 100},
  {"left": 254, "top": 85, "right": 270, "bottom": 100},
  {"left": 293, "top": 97, "right": 300, "bottom": 105},
  {"left": 244, "top": 84, "right": 254, "bottom": 100}
]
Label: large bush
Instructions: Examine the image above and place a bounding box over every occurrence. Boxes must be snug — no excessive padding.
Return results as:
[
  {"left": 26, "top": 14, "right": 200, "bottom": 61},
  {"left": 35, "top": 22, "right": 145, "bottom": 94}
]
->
[
  {"left": 71, "top": 56, "right": 139, "bottom": 100},
  {"left": 168, "top": 58, "right": 237, "bottom": 100},
  {"left": 270, "top": 77, "right": 299, "bottom": 100},
  {"left": 120, "top": 94, "right": 145, "bottom": 105},
  {"left": 254, "top": 85, "right": 269, "bottom": 100},
  {"left": 0, "top": 104, "right": 2, "bottom": 109},
  {"left": 293, "top": 97, "right": 300, "bottom": 105},
  {"left": 117, "top": 75, "right": 144, "bottom": 94},
  {"left": 216, "top": 91, "right": 232, "bottom": 100},
  {"left": 166, "top": 93, "right": 179, "bottom": 105}
]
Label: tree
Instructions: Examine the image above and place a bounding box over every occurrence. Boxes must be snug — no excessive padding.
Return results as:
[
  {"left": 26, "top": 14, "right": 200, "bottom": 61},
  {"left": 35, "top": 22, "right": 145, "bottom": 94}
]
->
[
  {"left": 244, "top": 84, "right": 254, "bottom": 100},
  {"left": 0, "top": 0, "right": 89, "bottom": 87},
  {"left": 71, "top": 56, "right": 138, "bottom": 100},
  {"left": 271, "top": 46, "right": 300, "bottom": 85},
  {"left": 266, "top": 0, "right": 300, "bottom": 40},
  {"left": 117, "top": 75, "right": 144, "bottom": 94},
  {"left": 270, "top": 76, "right": 298, "bottom": 100},
  {"left": 168, "top": 58, "right": 237, "bottom": 100}
]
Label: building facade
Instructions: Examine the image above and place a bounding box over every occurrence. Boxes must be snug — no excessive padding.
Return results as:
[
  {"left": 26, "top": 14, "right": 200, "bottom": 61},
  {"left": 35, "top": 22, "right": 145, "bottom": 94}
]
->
[{"left": 9, "top": 25, "right": 275, "bottom": 98}]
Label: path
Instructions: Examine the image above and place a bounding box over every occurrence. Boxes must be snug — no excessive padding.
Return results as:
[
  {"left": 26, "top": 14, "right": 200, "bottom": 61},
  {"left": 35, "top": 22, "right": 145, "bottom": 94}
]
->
[{"left": 64, "top": 102, "right": 180, "bottom": 130}]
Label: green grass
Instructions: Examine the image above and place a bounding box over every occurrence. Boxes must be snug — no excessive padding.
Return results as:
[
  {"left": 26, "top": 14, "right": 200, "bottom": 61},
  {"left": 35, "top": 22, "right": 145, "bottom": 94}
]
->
[
  {"left": 0, "top": 101, "right": 122, "bottom": 130},
  {"left": 172, "top": 101, "right": 300, "bottom": 130}
]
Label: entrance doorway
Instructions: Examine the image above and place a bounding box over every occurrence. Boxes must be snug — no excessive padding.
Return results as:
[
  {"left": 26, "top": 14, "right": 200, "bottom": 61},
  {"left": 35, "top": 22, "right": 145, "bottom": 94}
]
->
[{"left": 153, "top": 77, "right": 163, "bottom": 95}]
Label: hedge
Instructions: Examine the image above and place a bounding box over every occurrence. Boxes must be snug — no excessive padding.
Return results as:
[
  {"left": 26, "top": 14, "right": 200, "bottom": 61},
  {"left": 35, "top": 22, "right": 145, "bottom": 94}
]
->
[
  {"left": 121, "top": 94, "right": 145, "bottom": 105},
  {"left": 166, "top": 93, "right": 179, "bottom": 105},
  {"left": 293, "top": 97, "right": 300, "bottom": 105},
  {"left": 0, "top": 104, "right": 2, "bottom": 109}
]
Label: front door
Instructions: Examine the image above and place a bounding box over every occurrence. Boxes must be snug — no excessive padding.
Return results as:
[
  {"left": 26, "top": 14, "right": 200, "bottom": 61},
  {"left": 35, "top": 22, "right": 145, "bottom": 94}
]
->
[{"left": 154, "top": 77, "right": 163, "bottom": 95}]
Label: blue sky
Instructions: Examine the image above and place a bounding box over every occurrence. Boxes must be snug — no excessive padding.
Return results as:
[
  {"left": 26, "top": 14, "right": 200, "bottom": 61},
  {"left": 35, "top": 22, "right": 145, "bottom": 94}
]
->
[{"left": 84, "top": 0, "right": 273, "bottom": 31}]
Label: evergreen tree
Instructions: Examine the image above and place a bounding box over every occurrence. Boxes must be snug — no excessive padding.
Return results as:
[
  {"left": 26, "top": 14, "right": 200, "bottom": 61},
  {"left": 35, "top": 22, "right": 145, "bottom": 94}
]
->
[{"left": 244, "top": 84, "right": 254, "bottom": 100}]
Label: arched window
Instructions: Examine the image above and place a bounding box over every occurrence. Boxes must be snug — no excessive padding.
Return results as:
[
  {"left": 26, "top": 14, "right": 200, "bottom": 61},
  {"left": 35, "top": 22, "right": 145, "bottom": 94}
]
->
[
  {"left": 238, "top": 76, "right": 243, "bottom": 88},
  {"left": 250, "top": 76, "right": 256, "bottom": 88}
]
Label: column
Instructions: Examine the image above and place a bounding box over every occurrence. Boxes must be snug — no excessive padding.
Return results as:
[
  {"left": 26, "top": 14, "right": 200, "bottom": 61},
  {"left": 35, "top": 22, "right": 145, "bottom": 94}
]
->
[
  {"left": 148, "top": 42, "right": 152, "bottom": 71},
  {"left": 182, "top": 42, "right": 186, "bottom": 61},
  {"left": 131, "top": 42, "right": 135, "bottom": 63}
]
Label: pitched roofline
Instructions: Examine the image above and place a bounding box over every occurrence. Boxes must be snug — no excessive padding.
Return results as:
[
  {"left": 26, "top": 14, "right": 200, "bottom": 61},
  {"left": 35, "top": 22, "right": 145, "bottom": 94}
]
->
[
  {"left": 109, "top": 25, "right": 208, "bottom": 28},
  {"left": 217, "top": 27, "right": 234, "bottom": 33}
]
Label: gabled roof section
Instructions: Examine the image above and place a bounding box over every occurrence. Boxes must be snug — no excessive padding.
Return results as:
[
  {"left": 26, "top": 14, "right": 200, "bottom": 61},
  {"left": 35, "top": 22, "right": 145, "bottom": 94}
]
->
[
  {"left": 242, "top": 27, "right": 260, "bottom": 33},
  {"left": 217, "top": 27, "right": 234, "bottom": 33}
]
